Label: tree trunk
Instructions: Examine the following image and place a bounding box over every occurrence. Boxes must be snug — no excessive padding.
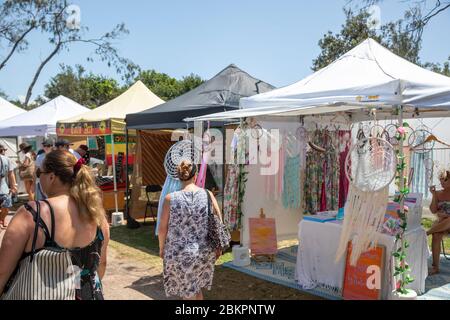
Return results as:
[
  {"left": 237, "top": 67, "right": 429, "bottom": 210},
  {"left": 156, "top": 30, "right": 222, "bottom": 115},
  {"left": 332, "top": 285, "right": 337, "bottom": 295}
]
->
[
  {"left": 24, "top": 42, "right": 62, "bottom": 107},
  {"left": 0, "top": 25, "right": 35, "bottom": 71}
]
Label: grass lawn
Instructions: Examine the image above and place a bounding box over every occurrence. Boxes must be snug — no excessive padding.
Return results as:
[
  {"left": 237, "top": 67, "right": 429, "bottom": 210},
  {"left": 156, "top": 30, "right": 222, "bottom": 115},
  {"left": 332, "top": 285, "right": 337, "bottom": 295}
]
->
[
  {"left": 421, "top": 218, "right": 450, "bottom": 254},
  {"left": 109, "top": 222, "right": 233, "bottom": 267}
]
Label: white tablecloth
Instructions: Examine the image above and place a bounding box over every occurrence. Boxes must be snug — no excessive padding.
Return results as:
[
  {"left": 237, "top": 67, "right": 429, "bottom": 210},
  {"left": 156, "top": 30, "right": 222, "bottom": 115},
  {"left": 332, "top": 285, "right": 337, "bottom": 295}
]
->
[{"left": 295, "top": 220, "right": 430, "bottom": 299}]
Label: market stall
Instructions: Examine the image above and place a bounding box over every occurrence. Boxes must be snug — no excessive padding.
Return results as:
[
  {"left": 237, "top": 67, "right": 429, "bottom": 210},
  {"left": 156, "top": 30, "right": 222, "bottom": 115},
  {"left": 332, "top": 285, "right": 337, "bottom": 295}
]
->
[
  {"left": 185, "top": 38, "right": 450, "bottom": 299},
  {"left": 125, "top": 64, "right": 275, "bottom": 231},
  {"left": 57, "top": 81, "right": 164, "bottom": 215}
]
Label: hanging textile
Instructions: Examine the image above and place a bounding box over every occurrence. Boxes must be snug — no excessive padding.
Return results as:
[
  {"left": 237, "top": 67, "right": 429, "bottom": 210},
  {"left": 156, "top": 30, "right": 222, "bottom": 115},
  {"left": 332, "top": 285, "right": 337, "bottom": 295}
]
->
[
  {"left": 282, "top": 155, "right": 301, "bottom": 209},
  {"left": 411, "top": 151, "right": 433, "bottom": 198},
  {"left": 195, "top": 151, "right": 209, "bottom": 188},
  {"left": 336, "top": 183, "right": 390, "bottom": 266},
  {"left": 282, "top": 132, "right": 303, "bottom": 209},
  {"left": 335, "top": 136, "right": 395, "bottom": 266},
  {"left": 303, "top": 129, "right": 339, "bottom": 215},
  {"left": 223, "top": 164, "right": 240, "bottom": 230},
  {"left": 338, "top": 131, "right": 351, "bottom": 208},
  {"left": 410, "top": 128, "right": 433, "bottom": 199},
  {"left": 155, "top": 176, "right": 182, "bottom": 236},
  {"left": 223, "top": 126, "right": 249, "bottom": 231}
]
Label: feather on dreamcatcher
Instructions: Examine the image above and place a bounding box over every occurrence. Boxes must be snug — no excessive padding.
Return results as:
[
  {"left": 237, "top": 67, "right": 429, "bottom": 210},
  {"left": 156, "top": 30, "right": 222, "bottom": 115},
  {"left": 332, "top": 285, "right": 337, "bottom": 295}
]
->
[{"left": 335, "top": 137, "right": 397, "bottom": 266}]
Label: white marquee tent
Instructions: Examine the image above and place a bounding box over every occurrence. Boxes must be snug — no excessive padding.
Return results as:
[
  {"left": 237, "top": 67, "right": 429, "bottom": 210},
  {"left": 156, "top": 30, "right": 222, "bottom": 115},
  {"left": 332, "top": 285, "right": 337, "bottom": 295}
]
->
[
  {"left": 186, "top": 38, "right": 450, "bottom": 122},
  {"left": 0, "top": 95, "right": 89, "bottom": 137},
  {"left": 0, "top": 97, "right": 26, "bottom": 121},
  {"left": 0, "top": 97, "right": 26, "bottom": 157}
]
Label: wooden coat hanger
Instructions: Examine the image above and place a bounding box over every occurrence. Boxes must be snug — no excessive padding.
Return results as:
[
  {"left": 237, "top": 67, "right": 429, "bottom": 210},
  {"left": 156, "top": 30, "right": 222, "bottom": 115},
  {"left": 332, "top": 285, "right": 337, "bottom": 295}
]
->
[{"left": 411, "top": 134, "right": 450, "bottom": 151}]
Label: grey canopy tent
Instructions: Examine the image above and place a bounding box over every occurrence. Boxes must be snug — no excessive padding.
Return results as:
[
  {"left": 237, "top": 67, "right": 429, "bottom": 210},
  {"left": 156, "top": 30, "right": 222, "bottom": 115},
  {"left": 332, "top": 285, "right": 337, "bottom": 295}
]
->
[
  {"left": 125, "top": 64, "right": 275, "bottom": 129},
  {"left": 123, "top": 64, "right": 274, "bottom": 228}
]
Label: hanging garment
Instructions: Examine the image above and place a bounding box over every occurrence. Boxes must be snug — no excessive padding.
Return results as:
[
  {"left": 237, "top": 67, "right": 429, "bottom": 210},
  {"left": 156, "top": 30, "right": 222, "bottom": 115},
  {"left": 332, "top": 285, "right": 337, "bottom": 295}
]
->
[
  {"left": 282, "top": 155, "right": 301, "bottom": 209},
  {"left": 338, "top": 131, "right": 351, "bottom": 208},
  {"left": 303, "top": 130, "right": 340, "bottom": 215},
  {"left": 195, "top": 152, "right": 209, "bottom": 188},
  {"left": 304, "top": 135, "right": 322, "bottom": 215},
  {"left": 411, "top": 151, "right": 432, "bottom": 199},
  {"left": 223, "top": 164, "right": 240, "bottom": 231},
  {"left": 155, "top": 176, "right": 182, "bottom": 236}
]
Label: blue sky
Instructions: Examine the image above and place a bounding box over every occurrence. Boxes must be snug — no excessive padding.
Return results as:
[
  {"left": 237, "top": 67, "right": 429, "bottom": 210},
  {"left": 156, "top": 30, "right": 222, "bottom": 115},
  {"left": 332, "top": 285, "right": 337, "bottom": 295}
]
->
[{"left": 1, "top": 0, "right": 449, "bottom": 102}]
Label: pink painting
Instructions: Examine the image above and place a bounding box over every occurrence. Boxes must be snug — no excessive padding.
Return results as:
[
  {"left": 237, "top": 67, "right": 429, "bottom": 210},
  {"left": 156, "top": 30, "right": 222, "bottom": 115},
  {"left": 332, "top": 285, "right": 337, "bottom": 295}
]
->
[{"left": 249, "top": 217, "right": 278, "bottom": 255}]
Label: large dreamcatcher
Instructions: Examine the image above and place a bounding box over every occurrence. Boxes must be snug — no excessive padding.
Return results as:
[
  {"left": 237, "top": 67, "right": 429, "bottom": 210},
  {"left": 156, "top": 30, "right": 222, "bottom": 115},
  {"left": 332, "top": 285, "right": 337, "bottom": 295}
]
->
[
  {"left": 164, "top": 140, "right": 199, "bottom": 179},
  {"left": 336, "top": 136, "right": 397, "bottom": 266}
]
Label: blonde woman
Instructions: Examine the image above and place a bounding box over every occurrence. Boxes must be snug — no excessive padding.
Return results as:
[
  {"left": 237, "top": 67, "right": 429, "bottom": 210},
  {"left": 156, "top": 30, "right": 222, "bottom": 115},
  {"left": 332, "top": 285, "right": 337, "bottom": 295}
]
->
[
  {"left": 428, "top": 169, "right": 450, "bottom": 275},
  {"left": 0, "top": 150, "right": 109, "bottom": 300},
  {"left": 159, "top": 160, "right": 222, "bottom": 300}
]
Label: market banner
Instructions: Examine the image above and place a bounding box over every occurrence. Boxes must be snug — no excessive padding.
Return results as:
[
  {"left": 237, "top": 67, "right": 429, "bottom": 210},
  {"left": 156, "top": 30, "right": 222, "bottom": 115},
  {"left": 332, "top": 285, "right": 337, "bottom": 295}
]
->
[
  {"left": 57, "top": 120, "right": 112, "bottom": 136},
  {"left": 105, "top": 134, "right": 137, "bottom": 165}
]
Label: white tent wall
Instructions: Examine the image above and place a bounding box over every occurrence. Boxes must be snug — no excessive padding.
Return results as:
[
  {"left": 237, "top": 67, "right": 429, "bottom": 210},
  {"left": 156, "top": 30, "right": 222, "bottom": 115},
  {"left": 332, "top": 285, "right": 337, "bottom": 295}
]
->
[{"left": 241, "top": 164, "right": 302, "bottom": 247}]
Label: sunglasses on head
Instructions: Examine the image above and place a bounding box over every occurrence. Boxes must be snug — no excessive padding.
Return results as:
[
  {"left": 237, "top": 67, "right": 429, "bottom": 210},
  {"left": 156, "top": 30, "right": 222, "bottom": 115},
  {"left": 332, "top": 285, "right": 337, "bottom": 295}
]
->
[{"left": 36, "top": 168, "right": 51, "bottom": 178}]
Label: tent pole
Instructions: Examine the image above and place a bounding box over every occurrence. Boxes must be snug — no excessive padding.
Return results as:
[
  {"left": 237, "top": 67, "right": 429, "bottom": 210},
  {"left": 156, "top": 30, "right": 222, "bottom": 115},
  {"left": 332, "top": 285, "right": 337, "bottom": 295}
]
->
[
  {"left": 125, "top": 128, "right": 129, "bottom": 220},
  {"left": 221, "top": 124, "right": 226, "bottom": 214},
  {"left": 110, "top": 133, "right": 119, "bottom": 214},
  {"left": 125, "top": 128, "right": 140, "bottom": 229}
]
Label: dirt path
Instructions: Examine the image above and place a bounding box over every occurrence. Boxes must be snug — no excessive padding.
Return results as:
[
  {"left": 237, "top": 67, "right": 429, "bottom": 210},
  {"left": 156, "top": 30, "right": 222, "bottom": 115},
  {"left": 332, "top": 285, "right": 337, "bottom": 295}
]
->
[{"left": 102, "top": 246, "right": 167, "bottom": 300}]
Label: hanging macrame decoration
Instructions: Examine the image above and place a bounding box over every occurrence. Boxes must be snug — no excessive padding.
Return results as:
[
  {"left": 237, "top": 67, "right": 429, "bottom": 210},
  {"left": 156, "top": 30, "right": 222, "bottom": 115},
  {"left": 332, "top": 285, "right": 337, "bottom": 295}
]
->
[{"left": 335, "top": 137, "right": 396, "bottom": 266}]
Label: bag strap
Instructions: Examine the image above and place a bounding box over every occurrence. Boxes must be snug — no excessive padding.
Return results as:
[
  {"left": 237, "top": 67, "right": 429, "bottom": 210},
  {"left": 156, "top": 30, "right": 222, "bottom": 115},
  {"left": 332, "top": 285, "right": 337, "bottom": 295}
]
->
[
  {"left": 205, "top": 189, "right": 212, "bottom": 216},
  {"left": 0, "top": 155, "right": 4, "bottom": 178}
]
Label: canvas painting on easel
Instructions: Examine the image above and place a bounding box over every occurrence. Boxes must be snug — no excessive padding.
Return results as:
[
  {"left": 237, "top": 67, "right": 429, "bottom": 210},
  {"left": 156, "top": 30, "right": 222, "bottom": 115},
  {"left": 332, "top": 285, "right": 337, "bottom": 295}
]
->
[{"left": 249, "top": 211, "right": 277, "bottom": 257}]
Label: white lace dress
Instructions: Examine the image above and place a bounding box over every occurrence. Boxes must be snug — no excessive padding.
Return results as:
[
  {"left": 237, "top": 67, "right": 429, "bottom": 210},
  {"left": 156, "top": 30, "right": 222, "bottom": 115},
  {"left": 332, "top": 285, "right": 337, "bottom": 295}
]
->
[{"left": 163, "top": 190, "right": 216, "bottom": 298}]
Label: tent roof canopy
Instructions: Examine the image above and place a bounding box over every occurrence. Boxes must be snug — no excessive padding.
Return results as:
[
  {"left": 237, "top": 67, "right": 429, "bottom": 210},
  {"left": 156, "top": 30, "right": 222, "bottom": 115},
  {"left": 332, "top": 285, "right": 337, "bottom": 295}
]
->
[
  {"left": 59, "top": 80, "right": 164, "bottom": 124},
  {"left": 126, "top": 64, "right": 275, "bottom": 130},
  {"left": 0, "top": 95, "right": 89, "bottom": 137},
  {"left": 185, "top": 38, "right": 450, "bottom": 123},
  {"left": 0, "top": 97, "right": 26, "bottom": 121}
]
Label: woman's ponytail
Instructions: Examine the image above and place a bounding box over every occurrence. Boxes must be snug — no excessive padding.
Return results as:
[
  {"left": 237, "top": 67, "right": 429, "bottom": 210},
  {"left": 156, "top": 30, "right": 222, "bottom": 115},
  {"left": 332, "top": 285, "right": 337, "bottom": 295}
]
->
[
  {"left": 43, "top": 150, "right": 105, "bottom": 226},
  {"left": 70, "top": 163, "right": 105, "bottom": 226}
]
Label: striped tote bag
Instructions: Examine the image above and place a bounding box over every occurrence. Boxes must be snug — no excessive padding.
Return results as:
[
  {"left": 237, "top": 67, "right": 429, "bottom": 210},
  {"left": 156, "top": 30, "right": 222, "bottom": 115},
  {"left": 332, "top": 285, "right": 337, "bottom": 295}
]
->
[{"left": 1, "top": 201, "right": 77, "bottom": 300}]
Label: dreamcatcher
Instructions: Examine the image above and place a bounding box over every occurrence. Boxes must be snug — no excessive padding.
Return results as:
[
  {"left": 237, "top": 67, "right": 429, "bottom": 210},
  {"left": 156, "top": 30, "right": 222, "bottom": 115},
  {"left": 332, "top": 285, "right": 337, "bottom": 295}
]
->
[
  {"left": 164, "top": 140, "right": 197, "bottom": 178},
  {"left": 335, "top": 136, "right": 397, "bottom": 266}
]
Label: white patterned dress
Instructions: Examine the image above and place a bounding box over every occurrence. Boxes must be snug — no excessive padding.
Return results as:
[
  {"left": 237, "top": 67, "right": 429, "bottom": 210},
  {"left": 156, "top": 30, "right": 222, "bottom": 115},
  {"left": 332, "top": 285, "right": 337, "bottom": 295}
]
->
[{"left": 163, "top": 190, "right": 216, "bottom": 298}]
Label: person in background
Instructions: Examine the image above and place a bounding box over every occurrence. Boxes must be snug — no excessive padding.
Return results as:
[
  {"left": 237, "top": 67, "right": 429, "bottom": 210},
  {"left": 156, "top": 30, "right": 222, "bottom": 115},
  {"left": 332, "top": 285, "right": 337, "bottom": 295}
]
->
[
  {"left": 428, "top": 169, "right": 450, "bottom": 275},
  {"left": 158, "top": 159, "right": 222, "bottom": 300},
  {"left": 0, "top": 150, "right": 110, "bottom": 300},
  {"left": 73, "top": 145, "right": 89, "bottom": 162},
  {"left": 17, "top": 143, "right": 35, "bottom": 201},
  {"left": 55, "top": 139, "right": 78, "bottom": 158},
  {"left": 0, "top": 145, "right": 17, "bottom": 229},
  {"left": 34, "top": 139, "right": 54, "bottom": 200}
]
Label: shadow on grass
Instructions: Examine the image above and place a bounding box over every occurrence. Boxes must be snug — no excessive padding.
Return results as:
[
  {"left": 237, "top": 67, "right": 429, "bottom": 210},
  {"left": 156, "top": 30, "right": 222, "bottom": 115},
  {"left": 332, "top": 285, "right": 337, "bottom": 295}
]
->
[{"left": 110, "top": 223, "right": 160, "bottom": 256}]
